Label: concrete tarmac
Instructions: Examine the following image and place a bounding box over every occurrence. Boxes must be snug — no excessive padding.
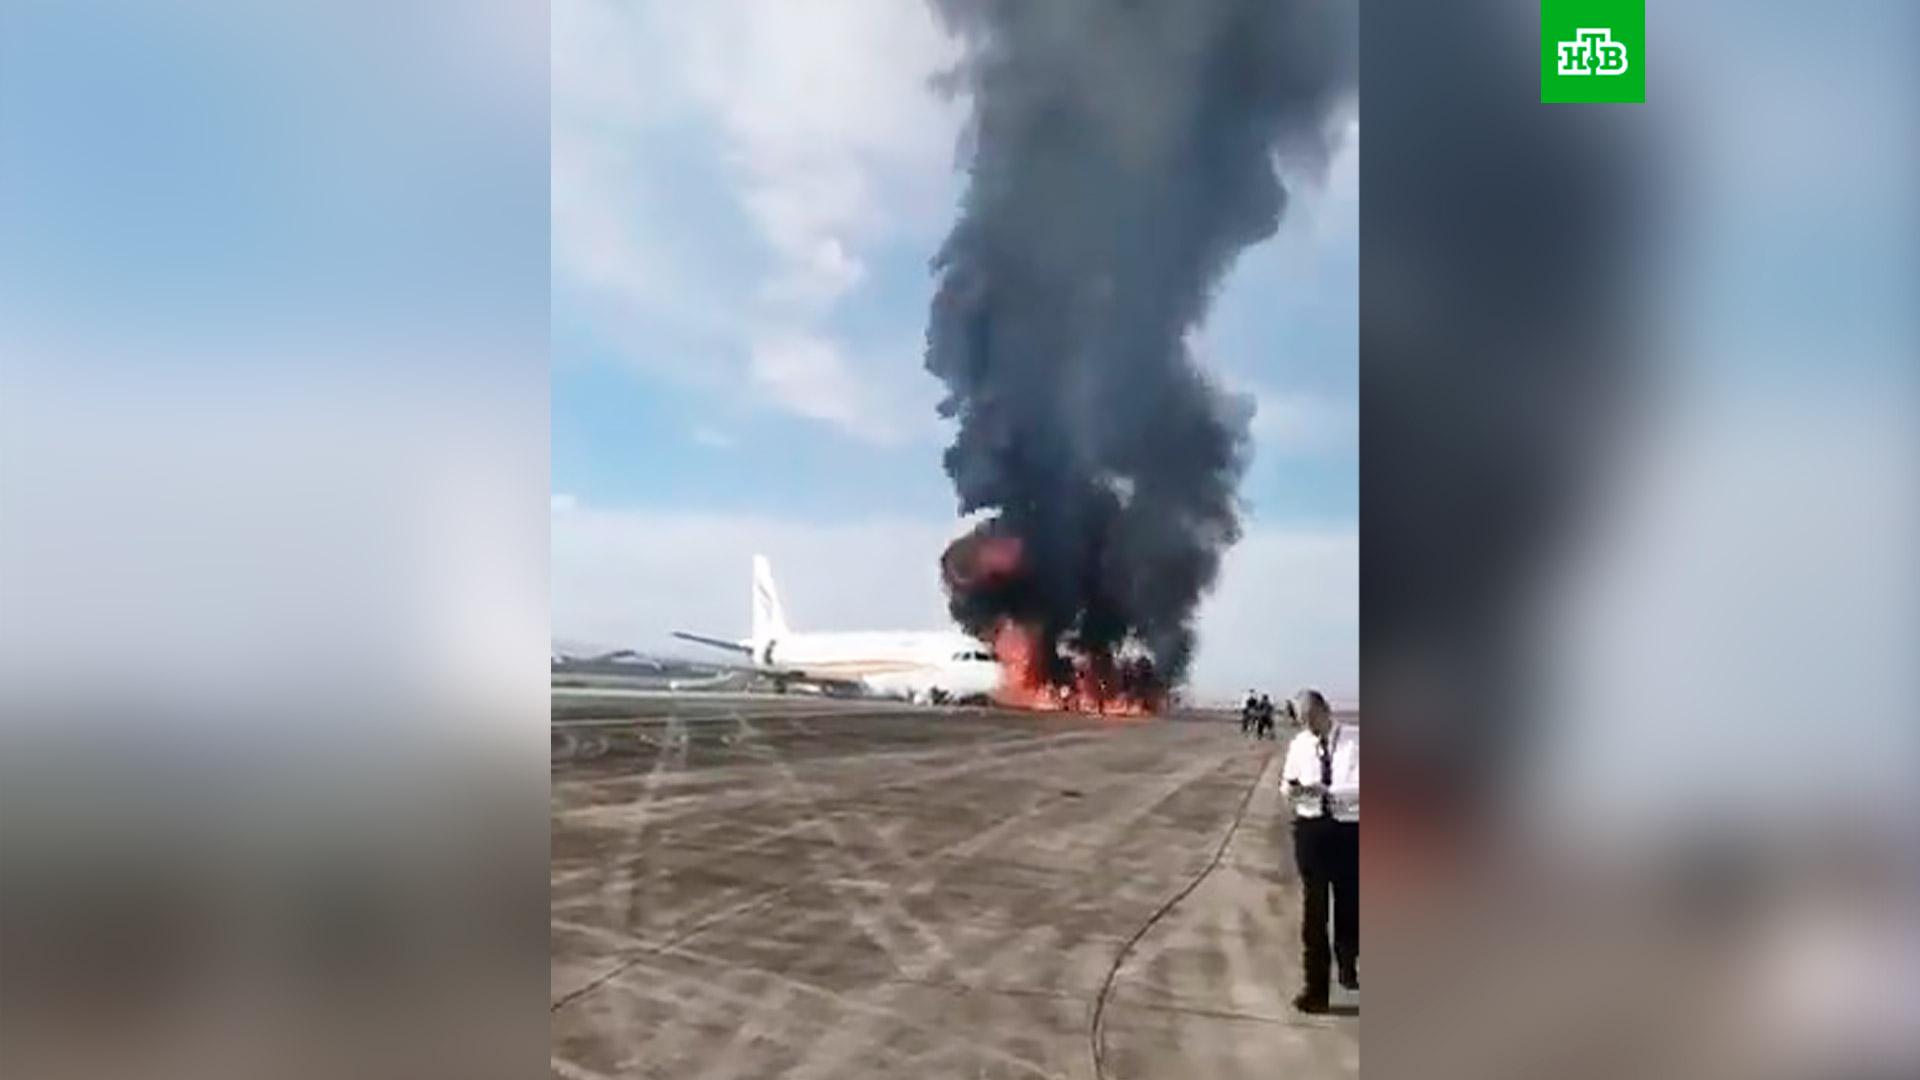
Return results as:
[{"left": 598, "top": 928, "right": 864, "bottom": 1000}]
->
[{"left": 552, "top": 694, "right": 1357, "bottom": 1080}]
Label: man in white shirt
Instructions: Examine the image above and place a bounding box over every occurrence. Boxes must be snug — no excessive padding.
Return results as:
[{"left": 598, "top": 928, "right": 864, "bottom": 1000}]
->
[{"left": 1280, "top": 689, "right": 1358, "bottom": 1012}]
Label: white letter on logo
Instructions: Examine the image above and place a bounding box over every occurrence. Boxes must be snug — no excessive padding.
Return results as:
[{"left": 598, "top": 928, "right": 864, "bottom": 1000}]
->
[
  {"left": 1557, "top": 40, "right": 1589, "bottom": 75},
  {"left": 1596, "top": 39, "right": 1628, "bottom": 74}
]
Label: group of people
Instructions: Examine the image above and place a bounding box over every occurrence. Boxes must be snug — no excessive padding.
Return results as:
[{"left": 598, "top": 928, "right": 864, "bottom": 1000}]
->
[
  {"left": 1241, "top": 688, "right": 1359, "bottom": 1014},
  {"left": 1238, "top": 689, "right": 1295, "bottom": 739}
]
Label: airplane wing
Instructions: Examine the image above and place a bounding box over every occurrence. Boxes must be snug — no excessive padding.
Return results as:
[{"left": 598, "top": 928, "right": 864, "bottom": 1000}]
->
[
  {"left": 672, "top": 631, "right": 751, "bottom": 655},
  {"left": 688, "top": 655, "right": 870, "bottom": 697},
  {"left": 669, "top": 632, "right": 869, "bottom": 697}
]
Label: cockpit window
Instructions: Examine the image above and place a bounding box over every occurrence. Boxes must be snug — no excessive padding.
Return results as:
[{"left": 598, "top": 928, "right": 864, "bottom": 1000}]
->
[{"left": 952, "top": 650, "right": 996, "bottom": 662}]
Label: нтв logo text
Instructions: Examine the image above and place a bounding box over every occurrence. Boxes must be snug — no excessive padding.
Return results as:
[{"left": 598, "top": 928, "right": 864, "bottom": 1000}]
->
[{"left": 1556, "top": 28, "right": 1629, "bottom": 76}]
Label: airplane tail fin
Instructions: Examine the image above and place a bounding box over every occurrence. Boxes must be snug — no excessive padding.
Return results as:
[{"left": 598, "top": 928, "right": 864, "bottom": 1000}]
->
[{"left": 751, "top": 555, "right": 791, "bottom": 645}]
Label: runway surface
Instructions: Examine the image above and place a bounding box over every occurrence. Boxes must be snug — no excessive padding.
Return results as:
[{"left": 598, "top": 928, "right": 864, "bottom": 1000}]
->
[{"left": 551, "top": 693, "right": 1357, "bottom": 1080}]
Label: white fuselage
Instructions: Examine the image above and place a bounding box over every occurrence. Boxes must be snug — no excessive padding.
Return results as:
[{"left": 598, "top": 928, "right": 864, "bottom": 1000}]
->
[
  {"left": 675, "top": 555, "right": 1003, "bottom": 704},
  {"left": 758, "top": 630, "right": 1002, "bottom": 702}
]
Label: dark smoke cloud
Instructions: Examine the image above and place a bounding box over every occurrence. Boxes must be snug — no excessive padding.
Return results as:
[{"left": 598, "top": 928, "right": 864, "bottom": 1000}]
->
[{"left": 925, "top": 0, "right": 1357, "bottom": 688}]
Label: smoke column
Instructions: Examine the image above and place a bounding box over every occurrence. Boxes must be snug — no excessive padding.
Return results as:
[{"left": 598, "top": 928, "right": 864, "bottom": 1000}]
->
[{"left": 925, "top": 0, "right": 1357, "bottom": 694}]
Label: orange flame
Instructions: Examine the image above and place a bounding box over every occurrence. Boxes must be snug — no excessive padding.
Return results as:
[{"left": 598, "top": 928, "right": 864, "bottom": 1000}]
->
[{"left": 989, "top": 620, "right": 1161, "bottom": 717}]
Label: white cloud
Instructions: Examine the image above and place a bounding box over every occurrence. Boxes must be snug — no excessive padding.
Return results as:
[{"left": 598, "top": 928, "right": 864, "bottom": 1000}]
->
[
  {"left": 757, "top": 233, "right": 867, "bottom": 313},
  {"left": 667, "top": 0, "right": 962, "bottom": 243},
  {"left": 744, "top": 330, "right": 948, "bottom": 447},
  {"left": 552, "top": 0, "right": 964, "bottom": 441},
  {"left": 551, "top": 3, "right": 730, "bottom": 349},
  {"left": 552, "top": 0, "right": 688, "bottom": 128},
  {"left": 747, "top": 331, "right": 918, "bottom": 446},
  {"left": 550, "top": 503, "right": 1357, "bottom": 703},
  {"left": 549, "top": 132, "right": 694, "bottom": 330}
]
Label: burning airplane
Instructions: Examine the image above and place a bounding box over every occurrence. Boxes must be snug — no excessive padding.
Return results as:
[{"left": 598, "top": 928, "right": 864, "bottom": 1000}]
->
[{"left": 922, "top": 0, "right": 1357, "bottom": 713}]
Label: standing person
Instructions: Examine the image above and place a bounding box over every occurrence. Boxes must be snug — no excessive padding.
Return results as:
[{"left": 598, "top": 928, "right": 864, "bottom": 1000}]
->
[
  {"left": 1256, "top": 693, "right": 1276, "bottom": 740},
  {"left": 1241, "top": 690, "right": 1259, "bottom": 736},
  {"left": 1281, "top": 689, "right": 1357, "bottom": 1012}
]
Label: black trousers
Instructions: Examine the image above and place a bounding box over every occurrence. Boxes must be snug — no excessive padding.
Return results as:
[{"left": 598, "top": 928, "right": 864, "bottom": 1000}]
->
[{"left": 1292, "top": 817, "right": 1358, "bottom": 995}]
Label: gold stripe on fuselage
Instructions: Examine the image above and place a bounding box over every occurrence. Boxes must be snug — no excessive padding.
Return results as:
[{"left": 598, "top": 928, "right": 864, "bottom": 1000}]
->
[{"left": 792, "top": 659, "right": 940, "bottom": 677}]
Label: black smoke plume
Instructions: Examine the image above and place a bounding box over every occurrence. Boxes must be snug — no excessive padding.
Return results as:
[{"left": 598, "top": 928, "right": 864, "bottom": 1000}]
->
[{"left": 925, "top": 0, "right": 1357, "bottom": 691}]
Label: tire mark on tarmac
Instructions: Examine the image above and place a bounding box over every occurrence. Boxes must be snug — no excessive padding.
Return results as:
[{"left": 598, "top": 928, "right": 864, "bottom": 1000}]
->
[
  {"left": 556, "top": 729, "right": 1122, "bottom": 830},
  {"left": 556, "top": 717, "right": 1063, "bottom": 1015},
  {"left": 739, "top": 731, "right": 1239, "bottom": 1078},
  {"left": 681, "top": 708, "right": 1080, "bottom": 1080},
  {"left": 554, "top": 714, "right": 1272, "bottom": 1079},
  {"left": 1089, "top": 747, "right": 1274, "bottom": 1080},
  {"left": 553, "top": 723, "right": 1113, "bottom": 794},
  {"left": 555, "top": 721, "right": 1154, "bottom": 1074},
  {"left": 551, "top": 1055, "right": 616, "bottom": 1080},
  {"left": 605, "top": 945, "right": 1061, "bottom": 1080}
]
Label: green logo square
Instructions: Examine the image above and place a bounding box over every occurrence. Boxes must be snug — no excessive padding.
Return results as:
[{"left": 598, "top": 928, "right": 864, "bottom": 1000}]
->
[{"left": 1541, "top": 0, "right": 1644, "bottom": 103}]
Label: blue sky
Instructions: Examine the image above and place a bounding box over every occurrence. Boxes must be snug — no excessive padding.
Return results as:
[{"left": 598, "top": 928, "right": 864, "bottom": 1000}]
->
[
  {"left": 552, "top": 216, "right": 1357, "bottom": 523},
  {"left": 1, "top": 3, "right": 547, "bottom": 356},
  {"left": 550, "top": 0, "right": 1358, "bottom": 700}
]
